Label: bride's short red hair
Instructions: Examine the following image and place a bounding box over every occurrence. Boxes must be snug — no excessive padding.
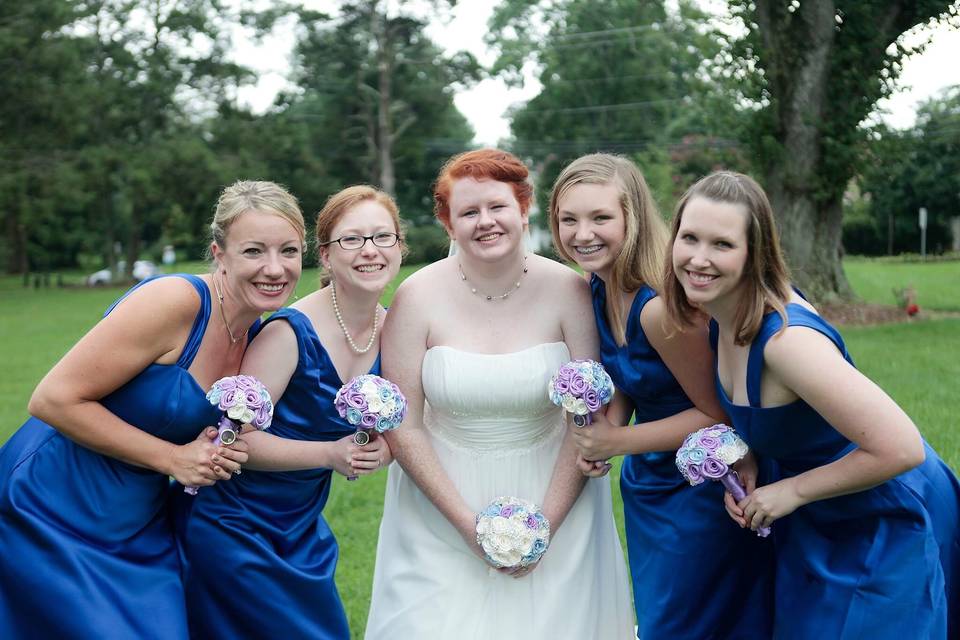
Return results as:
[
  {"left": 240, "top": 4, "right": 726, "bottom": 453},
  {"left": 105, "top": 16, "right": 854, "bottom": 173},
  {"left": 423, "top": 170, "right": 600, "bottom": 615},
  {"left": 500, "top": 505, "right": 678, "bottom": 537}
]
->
[{"left": 433, "top": 149, "right": 533, "bottom": 226}]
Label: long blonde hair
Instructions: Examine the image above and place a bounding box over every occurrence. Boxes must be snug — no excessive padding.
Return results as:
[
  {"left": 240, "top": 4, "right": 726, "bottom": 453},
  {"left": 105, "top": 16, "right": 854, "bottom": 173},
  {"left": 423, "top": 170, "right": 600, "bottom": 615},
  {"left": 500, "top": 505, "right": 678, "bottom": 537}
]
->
[
  {"left": 662, "top": 171, "right": 791, "bottom": 346},
  {"left": 549, "top": 154, "right": 668, "bottom": 346}
]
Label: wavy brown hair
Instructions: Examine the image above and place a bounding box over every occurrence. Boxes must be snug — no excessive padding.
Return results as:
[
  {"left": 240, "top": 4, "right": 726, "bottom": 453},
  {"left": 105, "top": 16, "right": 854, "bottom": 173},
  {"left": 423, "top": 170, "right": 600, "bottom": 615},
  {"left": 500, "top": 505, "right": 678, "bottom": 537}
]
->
[
  {"left": 662, "top": 171, "right": 791, "bottom": 346},
  {"left": 549, "top": 154, "right": 667, "bottom": 346}
]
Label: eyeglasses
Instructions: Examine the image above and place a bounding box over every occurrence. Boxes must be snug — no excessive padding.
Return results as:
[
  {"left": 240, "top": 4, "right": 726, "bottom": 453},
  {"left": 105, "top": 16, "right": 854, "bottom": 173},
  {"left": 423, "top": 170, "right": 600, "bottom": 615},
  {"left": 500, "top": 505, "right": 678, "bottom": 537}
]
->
[{"left": 321, "top": 232, "right": 400, "bottom": 251}]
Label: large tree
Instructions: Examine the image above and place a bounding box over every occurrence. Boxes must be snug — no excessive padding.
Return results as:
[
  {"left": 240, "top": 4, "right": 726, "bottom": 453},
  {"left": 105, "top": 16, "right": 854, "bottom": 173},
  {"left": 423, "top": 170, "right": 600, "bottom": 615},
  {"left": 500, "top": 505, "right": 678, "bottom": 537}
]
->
[
  {"left": 489, "top": 0, "right": 747, "bottom": 218},
  {"left": 276, "top": 1, "right": 478, "bottom": 220},
  {"left": 730, "top": 0, "right": 959, "bottom": 299}
]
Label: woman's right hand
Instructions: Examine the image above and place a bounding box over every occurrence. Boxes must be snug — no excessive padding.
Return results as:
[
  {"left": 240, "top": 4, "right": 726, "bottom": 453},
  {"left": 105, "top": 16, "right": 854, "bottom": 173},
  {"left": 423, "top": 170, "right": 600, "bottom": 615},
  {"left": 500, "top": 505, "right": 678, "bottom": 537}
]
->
[
  {"left": 724, "top": 452, "right": 759, "bottom": 527},
  {"left": 167, "top": 427, "right": 230, "bottom": 486},
  {"left": 328, "top": 433, "right": 370, "bottom": 477}
]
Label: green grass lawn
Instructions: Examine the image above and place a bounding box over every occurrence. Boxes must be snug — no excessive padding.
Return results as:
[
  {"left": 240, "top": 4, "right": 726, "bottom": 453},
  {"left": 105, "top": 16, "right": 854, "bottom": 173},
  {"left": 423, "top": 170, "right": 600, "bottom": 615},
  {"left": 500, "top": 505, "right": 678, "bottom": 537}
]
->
[
  {"left": 1, "top": 259, "right": 958, "bottom": 637},
  {"left": 844, "top": 258, "right": 960, "bottom": 311}
]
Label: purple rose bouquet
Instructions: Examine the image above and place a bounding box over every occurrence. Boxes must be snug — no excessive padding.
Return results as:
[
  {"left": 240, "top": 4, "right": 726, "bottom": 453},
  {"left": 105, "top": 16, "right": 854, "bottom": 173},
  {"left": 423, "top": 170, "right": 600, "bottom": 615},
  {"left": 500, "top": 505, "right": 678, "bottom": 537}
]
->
[
  {"left": 676, "top": 424, "right": 770, "bottom": 537},
  {"left": 547, "top": 359, "right": 614, "bottom": 426},
  {"left": 475, "top": 496, "right": 550, "bottom": 569},
  {"left": 184, "top": 375, "right": 274, "bottom": 495},
  {"left": 334, "top": 374, "right": 407, "bottom": 480}
]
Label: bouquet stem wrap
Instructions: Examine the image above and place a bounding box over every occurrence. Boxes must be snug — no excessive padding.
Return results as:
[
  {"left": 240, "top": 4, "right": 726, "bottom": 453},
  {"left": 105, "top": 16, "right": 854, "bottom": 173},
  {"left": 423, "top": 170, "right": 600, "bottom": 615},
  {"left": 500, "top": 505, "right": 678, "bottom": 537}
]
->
[
  {"left": 720, "top": 471, "right": 771, "bottom": 538},
  {"left": 185, "top": 375, "right": 273, "bottom": 495}
]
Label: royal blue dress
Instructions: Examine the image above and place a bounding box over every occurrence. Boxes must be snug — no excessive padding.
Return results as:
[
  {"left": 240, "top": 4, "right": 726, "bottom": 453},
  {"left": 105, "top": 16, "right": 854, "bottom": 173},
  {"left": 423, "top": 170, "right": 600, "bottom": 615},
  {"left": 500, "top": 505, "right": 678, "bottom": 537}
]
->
[
  {"left": 179, "top": 307, "right": 375, "bottom": 640},
  {"left": 713, "top": 303, "right": 960, "bottom": 639},
  {"left": 0, "top": 274, "right": 221, "bottom": 639},
  {"left": 591, "top": 276, "right": 773, "bottom": 639}
]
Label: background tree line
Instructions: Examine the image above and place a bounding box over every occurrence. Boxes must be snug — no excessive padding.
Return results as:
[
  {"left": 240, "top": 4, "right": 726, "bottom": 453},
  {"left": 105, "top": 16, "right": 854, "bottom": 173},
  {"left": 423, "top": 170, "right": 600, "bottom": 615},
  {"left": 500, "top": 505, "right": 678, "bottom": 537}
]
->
[{"left": 3, "top": 0, "right": 958, "bottom": 301}]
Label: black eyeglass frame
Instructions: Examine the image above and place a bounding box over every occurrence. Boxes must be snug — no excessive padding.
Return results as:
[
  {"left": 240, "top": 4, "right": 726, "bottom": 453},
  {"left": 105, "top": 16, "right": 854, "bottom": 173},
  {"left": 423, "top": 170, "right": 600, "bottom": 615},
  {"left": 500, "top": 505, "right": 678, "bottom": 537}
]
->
[{"left": 320, "top": 232, "right": 400, "bottom": 251}]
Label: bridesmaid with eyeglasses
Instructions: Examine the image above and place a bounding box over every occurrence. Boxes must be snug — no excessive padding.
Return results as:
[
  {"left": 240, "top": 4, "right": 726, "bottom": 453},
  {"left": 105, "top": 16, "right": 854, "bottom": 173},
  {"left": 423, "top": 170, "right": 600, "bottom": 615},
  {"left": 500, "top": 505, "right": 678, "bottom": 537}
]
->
[{"left": 178, "top": 185, "right": 403, "bottom": 640}]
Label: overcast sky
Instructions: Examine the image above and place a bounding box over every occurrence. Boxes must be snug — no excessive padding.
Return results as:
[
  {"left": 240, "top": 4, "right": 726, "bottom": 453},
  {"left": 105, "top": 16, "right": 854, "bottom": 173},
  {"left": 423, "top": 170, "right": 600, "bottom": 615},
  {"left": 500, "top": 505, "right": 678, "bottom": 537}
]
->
[{"left": 233, "top": 0, "right": 960, "bottom": 145}]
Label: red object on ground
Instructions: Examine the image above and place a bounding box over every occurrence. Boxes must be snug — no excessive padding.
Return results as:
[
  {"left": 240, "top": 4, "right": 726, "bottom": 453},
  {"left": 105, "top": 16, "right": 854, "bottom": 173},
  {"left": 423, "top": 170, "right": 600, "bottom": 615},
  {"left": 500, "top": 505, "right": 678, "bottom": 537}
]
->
[{"left": 906, "top": 303, "right": 920, "bottom": 317}]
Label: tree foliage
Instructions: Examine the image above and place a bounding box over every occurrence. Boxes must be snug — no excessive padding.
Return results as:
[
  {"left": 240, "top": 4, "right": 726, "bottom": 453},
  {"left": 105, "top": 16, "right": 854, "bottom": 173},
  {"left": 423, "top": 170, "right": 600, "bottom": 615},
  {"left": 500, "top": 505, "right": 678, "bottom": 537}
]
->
[
  {"left": 850, "top": 86, "right": 960, "bottom": 255},
  {"left": 488, "top": 0, "right": 750, "bottom": 220},
  {"left": 1, "top": 0, "right": 477, "bottom": 274}
]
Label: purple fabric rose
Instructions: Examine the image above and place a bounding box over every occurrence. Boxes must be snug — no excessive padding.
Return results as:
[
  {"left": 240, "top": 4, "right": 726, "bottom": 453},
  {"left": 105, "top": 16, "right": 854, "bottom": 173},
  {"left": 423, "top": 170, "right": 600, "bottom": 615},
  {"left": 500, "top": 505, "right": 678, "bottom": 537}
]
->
[
  {"left": 701, "top": 457, "right": 729, "bottom": 479},
  {"left": 698, "top": 434, "right": 722, "bottom": 451},
  {"left": 582, "top": 388, "right": 600, "bottom": 412},
  {"left": 345, "top": 390, "right": 367, "bottom": 410},
  {"left": 568, "top": 374, "right": 589, "bottom": 395}
]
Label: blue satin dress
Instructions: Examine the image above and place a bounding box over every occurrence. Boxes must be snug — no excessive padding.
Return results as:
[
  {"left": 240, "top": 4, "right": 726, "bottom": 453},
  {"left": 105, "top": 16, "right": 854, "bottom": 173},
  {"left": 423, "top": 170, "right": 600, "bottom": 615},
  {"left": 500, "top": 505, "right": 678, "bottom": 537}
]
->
[
  {"left": 0, "top": 274, "right": 221, "bottom": 639},
  {"left": 591, "top": 277, "right": 773, "bottom": 639},
  {"left": 179, "top": 307, "right": 376, "bottom": 640},
  {"left": 713, "top": 304, "right": 960, "bottom": 639}
]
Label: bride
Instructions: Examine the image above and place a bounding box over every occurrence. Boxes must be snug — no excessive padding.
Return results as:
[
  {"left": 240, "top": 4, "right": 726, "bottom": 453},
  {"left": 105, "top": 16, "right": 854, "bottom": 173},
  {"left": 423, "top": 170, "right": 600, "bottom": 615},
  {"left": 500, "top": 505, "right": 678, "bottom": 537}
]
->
[{"left": 365, "top": 149, "right": 634, "bottom": 639}]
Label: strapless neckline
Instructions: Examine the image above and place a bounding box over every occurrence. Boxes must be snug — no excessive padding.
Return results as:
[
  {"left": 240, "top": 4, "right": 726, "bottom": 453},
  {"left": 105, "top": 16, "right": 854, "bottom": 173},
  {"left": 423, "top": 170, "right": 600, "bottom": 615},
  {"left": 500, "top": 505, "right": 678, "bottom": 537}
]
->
[{"left": 425, "top": 341, "right": 568, "bottom": 359}]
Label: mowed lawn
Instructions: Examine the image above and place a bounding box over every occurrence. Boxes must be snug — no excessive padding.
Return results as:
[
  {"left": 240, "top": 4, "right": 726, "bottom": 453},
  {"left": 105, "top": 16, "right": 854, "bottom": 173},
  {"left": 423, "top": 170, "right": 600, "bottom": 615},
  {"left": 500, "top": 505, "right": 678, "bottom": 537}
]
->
[{"left": 1, "top": 259, "right": 958, "bottom": 636}]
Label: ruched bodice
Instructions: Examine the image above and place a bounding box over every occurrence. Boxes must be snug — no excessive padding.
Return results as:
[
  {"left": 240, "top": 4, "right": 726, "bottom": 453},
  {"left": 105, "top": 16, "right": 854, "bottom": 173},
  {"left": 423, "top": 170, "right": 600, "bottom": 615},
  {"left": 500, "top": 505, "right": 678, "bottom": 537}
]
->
[
  {"left": 366, "top": 342, "right": 634, "bottom": 639},
  {"left": 422, "top": 343, "right": 568, "bottom": 453}
]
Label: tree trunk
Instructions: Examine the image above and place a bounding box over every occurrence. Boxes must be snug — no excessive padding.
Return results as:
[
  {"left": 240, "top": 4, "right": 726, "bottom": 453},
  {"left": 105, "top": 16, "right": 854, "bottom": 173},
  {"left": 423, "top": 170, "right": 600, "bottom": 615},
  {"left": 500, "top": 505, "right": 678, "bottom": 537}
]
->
[
  {"left": 373, "top": 6, "right": 395, "bottom": 196},
  {"left": 755, "top": 0, "right": 853, "bottom": 301}
]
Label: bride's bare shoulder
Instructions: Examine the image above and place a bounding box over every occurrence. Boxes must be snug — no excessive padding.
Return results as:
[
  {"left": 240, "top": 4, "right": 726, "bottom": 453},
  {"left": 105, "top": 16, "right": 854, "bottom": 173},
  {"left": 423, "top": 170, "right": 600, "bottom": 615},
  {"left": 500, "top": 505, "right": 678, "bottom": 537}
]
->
[
  {"left": 528, "top": 254, "right": 590, "bottom": 295},
  {"left": 394, "top": 258, "right": 456, "bottom": 300}
]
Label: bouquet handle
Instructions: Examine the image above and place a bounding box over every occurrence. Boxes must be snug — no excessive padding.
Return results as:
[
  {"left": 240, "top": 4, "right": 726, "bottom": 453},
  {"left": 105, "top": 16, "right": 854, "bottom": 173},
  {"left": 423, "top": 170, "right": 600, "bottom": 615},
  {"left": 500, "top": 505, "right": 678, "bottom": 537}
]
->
[
  {"left": 720, "top": 471, "right": 771, "bottom": 538},
  {"left": 184, "top": 417, "right": 238, "bottom": 495},
  {"left": 347, "top": 429, "right": 377, "bottom": 481}
]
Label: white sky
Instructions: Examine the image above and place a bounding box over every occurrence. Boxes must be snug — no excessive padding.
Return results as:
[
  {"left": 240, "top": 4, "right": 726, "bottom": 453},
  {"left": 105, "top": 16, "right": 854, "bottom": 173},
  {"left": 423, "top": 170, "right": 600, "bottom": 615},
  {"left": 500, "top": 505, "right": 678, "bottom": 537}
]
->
[{"left": 233, "top": 0, "right": 960, "bottom": 145}]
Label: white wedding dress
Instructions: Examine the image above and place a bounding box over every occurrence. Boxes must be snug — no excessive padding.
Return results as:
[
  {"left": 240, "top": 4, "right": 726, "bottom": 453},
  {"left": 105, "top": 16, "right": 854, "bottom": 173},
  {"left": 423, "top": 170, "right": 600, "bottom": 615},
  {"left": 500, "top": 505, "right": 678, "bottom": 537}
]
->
[{"left": 365, "top": 342, "right": 634, "bottom": 639}]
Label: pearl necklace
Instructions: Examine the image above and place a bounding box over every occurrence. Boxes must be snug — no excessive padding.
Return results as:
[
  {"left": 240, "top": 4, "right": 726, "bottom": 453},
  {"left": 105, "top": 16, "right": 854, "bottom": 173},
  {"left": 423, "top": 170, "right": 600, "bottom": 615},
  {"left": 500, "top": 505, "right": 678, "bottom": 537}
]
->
[
  {"left": 212, "top": 274, "right": 240, "bottom": 344},
  {"left": 330, "top": 282, "right": 379, "bottom": 354},
  {"left": 458, "top": 255, "right": 528, "bottom": 301}
]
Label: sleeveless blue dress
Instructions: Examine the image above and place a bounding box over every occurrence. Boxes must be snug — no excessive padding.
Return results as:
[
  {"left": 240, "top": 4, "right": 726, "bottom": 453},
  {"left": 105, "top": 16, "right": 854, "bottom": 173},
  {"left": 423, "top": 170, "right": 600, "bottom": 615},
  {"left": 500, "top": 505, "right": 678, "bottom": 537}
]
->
[
  {"left": 591, "top": 276, "right": 773, "bottom": 639},
  {"left": 179, "top": 307, "right": 376, "bottom": 640},
  {"left": 0, "top": 274, "right": 221, "bottom": 640},
  {"left": 713, "top": 304, "right": 960, "bottom": 639}
]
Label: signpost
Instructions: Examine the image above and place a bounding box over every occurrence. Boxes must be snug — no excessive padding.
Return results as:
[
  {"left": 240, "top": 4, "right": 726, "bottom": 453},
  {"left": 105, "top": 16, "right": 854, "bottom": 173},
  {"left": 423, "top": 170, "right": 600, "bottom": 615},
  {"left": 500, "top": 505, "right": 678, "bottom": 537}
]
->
[{"left": 918, "top": 207, "right": 927, "bottom": 260}]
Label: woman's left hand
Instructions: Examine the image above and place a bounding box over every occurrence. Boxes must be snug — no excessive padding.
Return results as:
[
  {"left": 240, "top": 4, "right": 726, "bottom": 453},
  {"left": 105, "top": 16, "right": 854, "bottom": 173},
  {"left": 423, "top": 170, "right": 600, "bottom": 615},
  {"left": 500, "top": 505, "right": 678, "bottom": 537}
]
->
[
  {"left": 739, "top": 476, "right": 803, "bottom": 531},
  {"left": 498, "top": 559, "right": 541, "bottom": 579},
  {"left": 350, "top": 435, "right": 393, "bottom": 476},
  {"left": 569, "top": 411, "right": 623, "bottom": 462}
]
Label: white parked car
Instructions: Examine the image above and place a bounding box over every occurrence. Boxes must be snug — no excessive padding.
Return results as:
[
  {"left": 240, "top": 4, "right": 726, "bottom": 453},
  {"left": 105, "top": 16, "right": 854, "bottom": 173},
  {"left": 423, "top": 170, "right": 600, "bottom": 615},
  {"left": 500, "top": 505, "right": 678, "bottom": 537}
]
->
[{"left": 87, "top": 260, "right": 159, "bottom": 286}]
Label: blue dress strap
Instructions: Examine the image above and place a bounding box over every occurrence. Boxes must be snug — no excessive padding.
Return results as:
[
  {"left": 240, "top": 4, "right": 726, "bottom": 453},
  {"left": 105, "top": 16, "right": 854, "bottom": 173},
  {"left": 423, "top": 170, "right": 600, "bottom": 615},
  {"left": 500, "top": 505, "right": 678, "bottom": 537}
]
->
[
  {"left": 745, "top": 304, "right": 852, "bottom": 407},
  {"left": 175, "top": 275, "right": 212, "bottom": 369},
  {"left": 101, "top": 274, "right": 211, "bottom": 370}
]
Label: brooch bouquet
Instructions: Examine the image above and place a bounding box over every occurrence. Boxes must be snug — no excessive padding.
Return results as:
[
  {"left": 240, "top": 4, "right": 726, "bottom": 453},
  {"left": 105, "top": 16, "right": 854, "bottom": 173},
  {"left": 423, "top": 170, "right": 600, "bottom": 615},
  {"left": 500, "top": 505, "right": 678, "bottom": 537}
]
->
[
  {"left": 185, "top": 375, "right": 273, "bottom": 495},
  {"left": 548, "top": 359, "right": 614, "bottom": 426},
  {"left": 676, "top": 424, "right": 770, "bottom": 537},
  {"left": 334, "top": 374, "right": 407, "bottom": 480},
  {"left": 475, "top": 496, "right": 551, "bottom": 569}
]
